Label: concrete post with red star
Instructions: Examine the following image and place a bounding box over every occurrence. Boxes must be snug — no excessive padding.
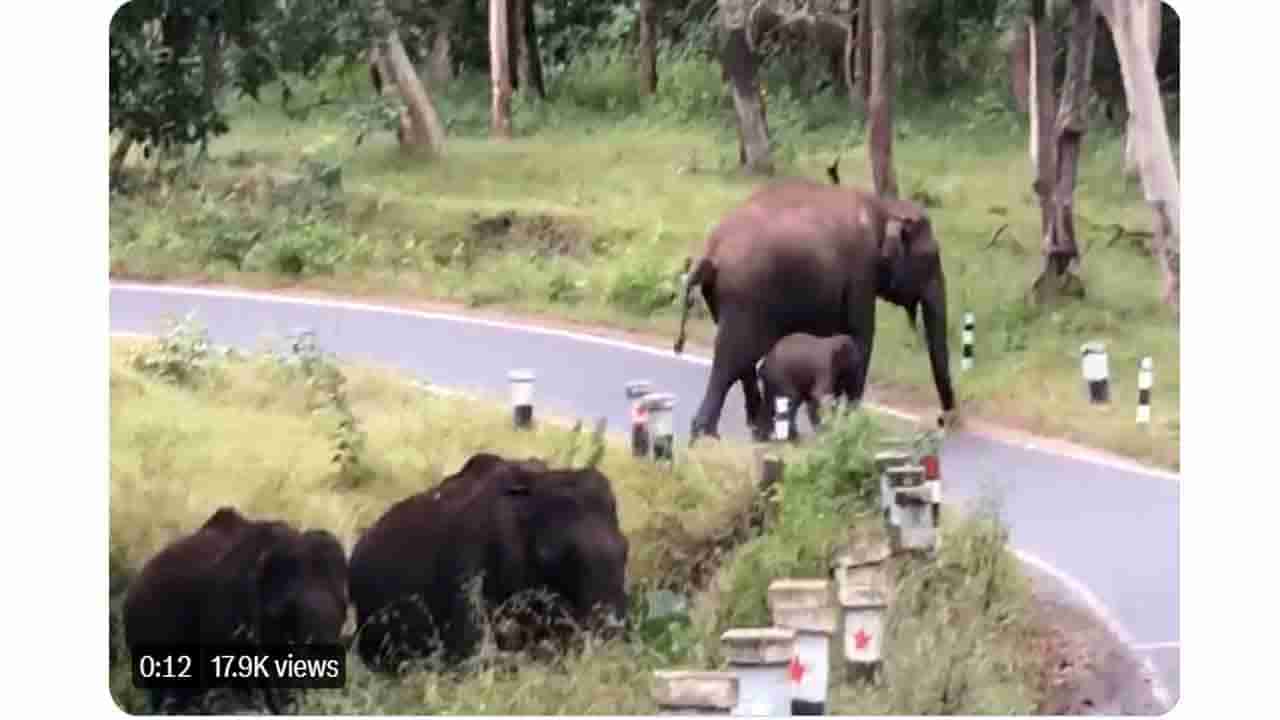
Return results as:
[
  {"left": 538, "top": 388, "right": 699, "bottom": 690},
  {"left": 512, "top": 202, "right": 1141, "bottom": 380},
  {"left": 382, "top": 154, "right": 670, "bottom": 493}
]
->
[
  {"left": 719, "top": 627, "right": 796, "bottom": 716},
  {"left": 887, "top": 465, "right": 935, "bottom": 553},
  {"left": 768, "top": 579, "right": 837, "bottom": 715},
  {"left": 625, "top": 380, "right": 654, "bottom": 458},
  {"left": 834, "top": 540, "right": 893, "bottom": 684},
  {"left": 651, "top": 670, "right": 738, "bottom": 715}
]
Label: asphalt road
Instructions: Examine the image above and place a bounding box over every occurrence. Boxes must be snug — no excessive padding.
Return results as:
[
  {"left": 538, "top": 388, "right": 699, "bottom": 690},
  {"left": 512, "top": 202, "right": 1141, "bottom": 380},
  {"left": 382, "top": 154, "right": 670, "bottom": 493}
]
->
[{"left": 109, "top": 282, "right": 1180, "bottom": 709}]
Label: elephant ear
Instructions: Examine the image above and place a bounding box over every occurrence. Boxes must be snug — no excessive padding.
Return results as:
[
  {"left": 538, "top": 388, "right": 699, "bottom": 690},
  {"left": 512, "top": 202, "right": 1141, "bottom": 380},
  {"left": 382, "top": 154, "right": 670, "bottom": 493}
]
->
[{"left": 881, "top": 197, "right": 930, "bottom": 252}]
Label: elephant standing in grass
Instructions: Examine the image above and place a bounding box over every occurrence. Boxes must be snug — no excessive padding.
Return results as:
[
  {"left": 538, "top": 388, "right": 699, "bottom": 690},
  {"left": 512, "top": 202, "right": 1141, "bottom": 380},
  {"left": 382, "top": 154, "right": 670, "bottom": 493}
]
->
[{"left": 674, "top": 179, "right": 956, "bottom": 440}]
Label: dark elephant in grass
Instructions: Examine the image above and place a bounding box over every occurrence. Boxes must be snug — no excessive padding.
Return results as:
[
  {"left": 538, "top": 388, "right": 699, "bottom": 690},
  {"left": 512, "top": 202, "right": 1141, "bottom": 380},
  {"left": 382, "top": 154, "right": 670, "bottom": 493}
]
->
[
  {"left": 122, "top": 508, "right": 350, "bottom": 714},
  {"left": 674, "top": 179, "right": 957, "bottom": 440},
  {"left": 758, "top": 332, "right": 867, "bottom": 440},
  {"left": 348, "top": 453, "right": 630, "bottom": 674}
]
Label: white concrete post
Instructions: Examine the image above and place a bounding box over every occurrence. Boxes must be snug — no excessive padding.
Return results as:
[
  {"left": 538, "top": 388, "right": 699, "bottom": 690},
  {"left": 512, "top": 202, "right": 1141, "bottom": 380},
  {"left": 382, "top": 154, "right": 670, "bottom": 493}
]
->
[
  {"left": 1080, "top": 341, "right": 1111, "bottom": 404},
  {"left": 652, "top": 670, "right": 738, "bottom": 715},
  {"left": 886, "top": 465, "right": 935, "bottom": 552},
  {"left": 1137, "top": 357, "right": 1153, "bottom": 425},
  {"left": 720, "top": 627, "right": 795, "bottom": 716},
  {"left": 961, "top": 312, "right": 975, "bottom": 371},
  {"left": 647, "top": 393, "right": 677, "bottom": 462},
  {"left": 873, "top": 449, "right": 912, "bottom": 525},
  {"left": 773, "top": 396, "right": 792, "bottom": 442},
  {"left": 508, "top": 369, "right": 536, "bottom": 429},
  {"left": 834, "top": 541, "right": 892, "bottom": 685},
  {"left": 626, "top": 380, "right": 654, "bottom": 457},
  {"left": 768, "top": 579, "right": 837, "bottom": 715}
]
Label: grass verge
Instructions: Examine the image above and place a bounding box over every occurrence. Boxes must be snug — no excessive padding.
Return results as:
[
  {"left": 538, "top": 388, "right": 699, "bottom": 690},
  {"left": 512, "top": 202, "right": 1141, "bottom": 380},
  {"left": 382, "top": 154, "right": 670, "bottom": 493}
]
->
[{"left": 109, "top": 315, "right": 1050, "bottom": 714}]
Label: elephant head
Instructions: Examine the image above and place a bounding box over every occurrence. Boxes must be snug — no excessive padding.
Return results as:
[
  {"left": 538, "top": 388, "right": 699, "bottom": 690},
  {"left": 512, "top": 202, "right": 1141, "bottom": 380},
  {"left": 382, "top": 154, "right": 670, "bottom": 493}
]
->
[
  {"left": 506, "top": 466, "right": 630, "bottom": 638},
  {"left": 875, "top": 197, "right": 957, "bottom": 415}
]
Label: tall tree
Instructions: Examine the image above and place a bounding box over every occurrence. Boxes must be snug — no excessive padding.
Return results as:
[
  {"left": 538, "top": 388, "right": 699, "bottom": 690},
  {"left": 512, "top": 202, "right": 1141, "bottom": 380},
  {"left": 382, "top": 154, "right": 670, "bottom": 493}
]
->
[
  {"left": 718, "top": 0, "right": 773, "bottom": 173},
  {"left": 1032, "top": 0, "right": 1096, "bottom": 302},
  {"left": 1122, "top": 0, "right": 1162, "bottom": 177},
  {"left": 426, "top": 1, "right": 460, "bottom": 87},
  {"left": 1095, "top": 0, "right": 1179, "bottom": 311},
  {"left": 490, "top": 0, "right": 514, "bottom": 138},
  {"left": 512, "top": 0, "right": 545, "bottom": 98},
  {"left": 867, "top": 0, "right": 898, "bottom": 197},
  {"left": 637, "top": 0, "right": 659, "bottom": 96},
  {"left": 852, "top": 0, "right": 872, "bottom": 107},
  {"left": 371, "top": 0, "right": 447, "bottom": 155}
]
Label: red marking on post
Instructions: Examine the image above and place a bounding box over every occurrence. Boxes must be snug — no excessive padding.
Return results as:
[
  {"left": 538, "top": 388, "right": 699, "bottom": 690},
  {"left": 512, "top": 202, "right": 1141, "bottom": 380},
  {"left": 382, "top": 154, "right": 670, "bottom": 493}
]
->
[
  {"left": 631, "top": 405, "right": 648, "bottom": 424},
  {"left": 789, "top": 655, "right": 806, "bottom": 683},
  {"left": 923, "top": 454, "right": 940, "bottom": 480},
  {"left": 854, "top": 628, "right": 872, "bottom": 651}
]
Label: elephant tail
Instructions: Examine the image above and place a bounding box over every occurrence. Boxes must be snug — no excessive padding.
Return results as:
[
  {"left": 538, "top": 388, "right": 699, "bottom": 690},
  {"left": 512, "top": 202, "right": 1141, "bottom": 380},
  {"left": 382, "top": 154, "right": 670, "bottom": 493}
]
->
[{"left": 674, "top": 257, "right": 713, "bottom": 355}]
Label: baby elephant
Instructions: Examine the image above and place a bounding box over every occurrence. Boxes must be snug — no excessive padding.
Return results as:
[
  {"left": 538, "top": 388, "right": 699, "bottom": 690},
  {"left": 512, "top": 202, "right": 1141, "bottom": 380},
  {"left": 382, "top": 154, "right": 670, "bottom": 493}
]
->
[{"left": 756, "top": 333, "right": 868, "bottom": 440}]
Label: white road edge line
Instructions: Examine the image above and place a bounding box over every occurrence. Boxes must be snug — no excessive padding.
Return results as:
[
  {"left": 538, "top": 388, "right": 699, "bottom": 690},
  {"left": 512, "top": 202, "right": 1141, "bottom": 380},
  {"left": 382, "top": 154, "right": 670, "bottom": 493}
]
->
[
  {"left": 111, "top": 327, "right": 1176, "bottom": 710},
  {"left": 109, "top": 282, "right": 1181, "bottom": 483},
  {"left": 1015, "top": 549, "right": 1174, "bottom": 711}
]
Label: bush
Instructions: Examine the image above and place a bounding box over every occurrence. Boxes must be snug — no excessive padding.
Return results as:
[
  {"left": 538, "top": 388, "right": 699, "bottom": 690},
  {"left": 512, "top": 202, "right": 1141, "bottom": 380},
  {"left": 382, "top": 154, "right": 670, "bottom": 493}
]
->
[{"left": 130, "top": 313, "right": 231, "bottom": 388}]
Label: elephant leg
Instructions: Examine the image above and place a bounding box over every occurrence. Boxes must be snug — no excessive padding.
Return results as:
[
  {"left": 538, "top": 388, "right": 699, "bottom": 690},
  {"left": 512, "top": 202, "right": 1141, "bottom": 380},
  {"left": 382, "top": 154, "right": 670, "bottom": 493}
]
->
[
  {"left": 757, "top": 375, "right": 777, "bottom": 441},
  {"left": 738, "top": 364, "right": 764, "bottom": 439},
  {"left": 787, "top": 401, "right": 802, "bottom": 442},
  {"left": 691, "top": 310, "right": 773, "bottom": 441},
  {"left": 805, "top": 394, "right": 823, "bottom": 432}
]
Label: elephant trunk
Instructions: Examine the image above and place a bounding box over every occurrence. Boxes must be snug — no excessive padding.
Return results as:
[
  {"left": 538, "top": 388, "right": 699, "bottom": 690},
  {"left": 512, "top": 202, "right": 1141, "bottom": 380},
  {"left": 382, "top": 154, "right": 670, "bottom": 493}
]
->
[{"left": 920, "top": 275, "right": 956, "bottom": 415}]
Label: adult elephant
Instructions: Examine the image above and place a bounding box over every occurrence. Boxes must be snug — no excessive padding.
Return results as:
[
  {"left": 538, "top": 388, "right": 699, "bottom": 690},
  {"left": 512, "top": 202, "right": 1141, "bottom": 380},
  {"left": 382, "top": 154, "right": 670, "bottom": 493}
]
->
[
  {"left": 349, "top": 453, "right": 630, "bottom": 673},
  {"left": 673, "top": 179, "right": 956, "bottom": 440},
  {"left": 122, "top": 508, "right": 350, "bottom": 714}
]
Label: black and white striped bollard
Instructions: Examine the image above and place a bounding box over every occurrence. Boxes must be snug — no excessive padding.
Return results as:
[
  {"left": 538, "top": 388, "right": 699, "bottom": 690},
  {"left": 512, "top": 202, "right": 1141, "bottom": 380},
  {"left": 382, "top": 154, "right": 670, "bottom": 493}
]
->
[
  {"left": 720, "top": 628, "right": 796, "bottom": 716},
  {"left": 1137, "top": 357, "right": 1153, "bottom": 425},
  {"left": 961, "top": 312, "right": 975, "bottom": 372},
  {"left": 1080, "top": 342, "right": 1110, "bottom": 404},
  {"left": 768, "top": 579, "right": 837, "bottom": 715},
  {"left": 774, "top": 396, "right": 792, "bottom": 442},
  {"left": 651, "top": 671, "right": 737, "bottom": 715},
  {"left": 626, "top": 380, "right": 654, "bottom": 457},
  {"left": 648, "top": 393, "right": 677, "bottom": 462},
  {"left": 508, "top": 370, "right": 536, "bottom": 429}
]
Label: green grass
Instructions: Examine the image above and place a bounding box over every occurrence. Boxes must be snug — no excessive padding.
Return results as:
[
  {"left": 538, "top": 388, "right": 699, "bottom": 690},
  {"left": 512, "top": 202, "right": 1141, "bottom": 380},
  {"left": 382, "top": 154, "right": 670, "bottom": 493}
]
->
[
  {"left": 108, "top": 329, "right": 1049, "bottom": 714},
  {"left": 108, "top": 55, "right": 1179, "bottom": 473}
]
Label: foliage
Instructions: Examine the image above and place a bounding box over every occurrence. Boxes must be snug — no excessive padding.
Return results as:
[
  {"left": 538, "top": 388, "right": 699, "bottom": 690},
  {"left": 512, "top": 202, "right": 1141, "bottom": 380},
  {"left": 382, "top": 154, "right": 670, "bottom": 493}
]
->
[{"left": 129, "top": 312, "right": 232, "bottom": 388}]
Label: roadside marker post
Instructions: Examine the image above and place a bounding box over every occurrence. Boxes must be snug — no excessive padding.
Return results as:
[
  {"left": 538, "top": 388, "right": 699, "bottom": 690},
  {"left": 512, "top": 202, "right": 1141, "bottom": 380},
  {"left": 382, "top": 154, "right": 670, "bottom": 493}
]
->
[
  {"left": 626, "top": 380, "right": 654, "bottom": 457},
  {"left": 1080, "top": 341, "right": 1111, "bottom": 405},
  {"left": 774, "top": 396, "right": 793, "bottom": 442},
  {"left": 768, "top": 579, "right": 837, "bottom": 715},
  {"left": 834, "top": 542, "right": 892, "bottom": 685},
  {"left": 1137, "top": 357, "right": 1153, "bottom": 425},
  {"left": 961, "top": 312, "right": 975, "bottom": 371},
  {"left": 885, "top": 465, "right": 935, "bottom": 553},
  {"left": 652, "top": 671, "right": 738, "bottom": 715},
  {"left": 873, "top": 449, "right": 912, "bottom": 525},
  {"left": 720, "top": 628, "right": 796, "bottom": 717},
  {"left": 647, "top": 393, "right": 677, "bottom": 462},
  {"left": 508, "top": 370, "right": 536, "bottom": 429}
]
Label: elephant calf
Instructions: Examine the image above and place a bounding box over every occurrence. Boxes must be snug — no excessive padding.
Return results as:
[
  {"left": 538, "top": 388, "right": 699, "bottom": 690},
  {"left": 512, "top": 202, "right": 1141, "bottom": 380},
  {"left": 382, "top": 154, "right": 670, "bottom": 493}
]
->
[
  {"left": 757, "top": 333, "right": 867, "bottom": 440},
  {"left": 349, "top": 452, "right": 630, "bottom": 674},
  {"left": 122, "top": 507, "right": 350, "bottom": 714}
]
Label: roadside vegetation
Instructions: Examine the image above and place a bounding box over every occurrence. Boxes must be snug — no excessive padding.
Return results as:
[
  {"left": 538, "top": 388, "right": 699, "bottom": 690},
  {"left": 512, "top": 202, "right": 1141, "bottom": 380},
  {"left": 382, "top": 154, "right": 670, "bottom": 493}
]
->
[
  {"left": 109, "top": 324, "right": 1048, "bottom": 714},
  {"left": 109, "top": 45, "right": 1179, "bottom": 469}
]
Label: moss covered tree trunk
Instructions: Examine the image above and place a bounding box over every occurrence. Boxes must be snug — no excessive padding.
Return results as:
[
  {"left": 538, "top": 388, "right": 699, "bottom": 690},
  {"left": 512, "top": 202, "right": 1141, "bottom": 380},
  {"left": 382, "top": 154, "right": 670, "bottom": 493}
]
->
[{"left": 868, "top": 0, "right": 898, "bottom": 197}]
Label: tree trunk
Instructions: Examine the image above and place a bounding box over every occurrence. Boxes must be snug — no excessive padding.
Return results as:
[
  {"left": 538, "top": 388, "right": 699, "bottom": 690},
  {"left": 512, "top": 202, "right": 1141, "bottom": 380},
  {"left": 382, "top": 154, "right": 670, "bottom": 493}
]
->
[
  {"left": 507, "top": 0, "right": 521, "bottom": 92},
  {"left": 513, "top": 0, "right": 546, "bottom": 98},
  {"left": 110, "top": 132, "right": 136, "bottom": 188},
  {"left": 427, "top": 17, "right": 454, "bottom": 87},
  {"left": 853, "top": 0, "right": 872, "bottom": 106},
  {"left": 370, "top": 1, "right": 447, "bottom": 155},
  {"left": 490, "top": 0, "right": 514, "bottom": 138},
  {"left": 868, "top": 0, "right": 898, "bottom": 198},
  {"left": 1122, "top": 0, "right": 1161, "bottom": 177},
  {"left": 718, "top": 0, "right": 773, "bottom": 174},
  {"left": 1008, "top": 24, "right": 1031, "bottom": 112},
  {"left": 638, "top": 0, "right": 658, "bottom": 96},
  {"left": 1096, "top": 0, "right": 1179, "bottom": 311},
  {"left": 1033, "top": 0, "right": 1095, "bottom": 302}
]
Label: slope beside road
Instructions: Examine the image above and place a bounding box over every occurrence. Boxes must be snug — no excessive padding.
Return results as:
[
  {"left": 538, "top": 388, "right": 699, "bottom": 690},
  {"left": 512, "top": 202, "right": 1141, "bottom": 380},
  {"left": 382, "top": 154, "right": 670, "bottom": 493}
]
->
[{"left": 109, "top": 282, "right": 1179, "bottom": 710}]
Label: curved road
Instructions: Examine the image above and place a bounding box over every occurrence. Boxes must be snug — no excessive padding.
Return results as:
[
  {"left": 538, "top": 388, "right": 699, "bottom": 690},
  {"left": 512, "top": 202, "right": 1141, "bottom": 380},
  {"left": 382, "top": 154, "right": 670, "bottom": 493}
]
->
[{"left": 110, "top": 282, "right": 1180, "bottom": 709}]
